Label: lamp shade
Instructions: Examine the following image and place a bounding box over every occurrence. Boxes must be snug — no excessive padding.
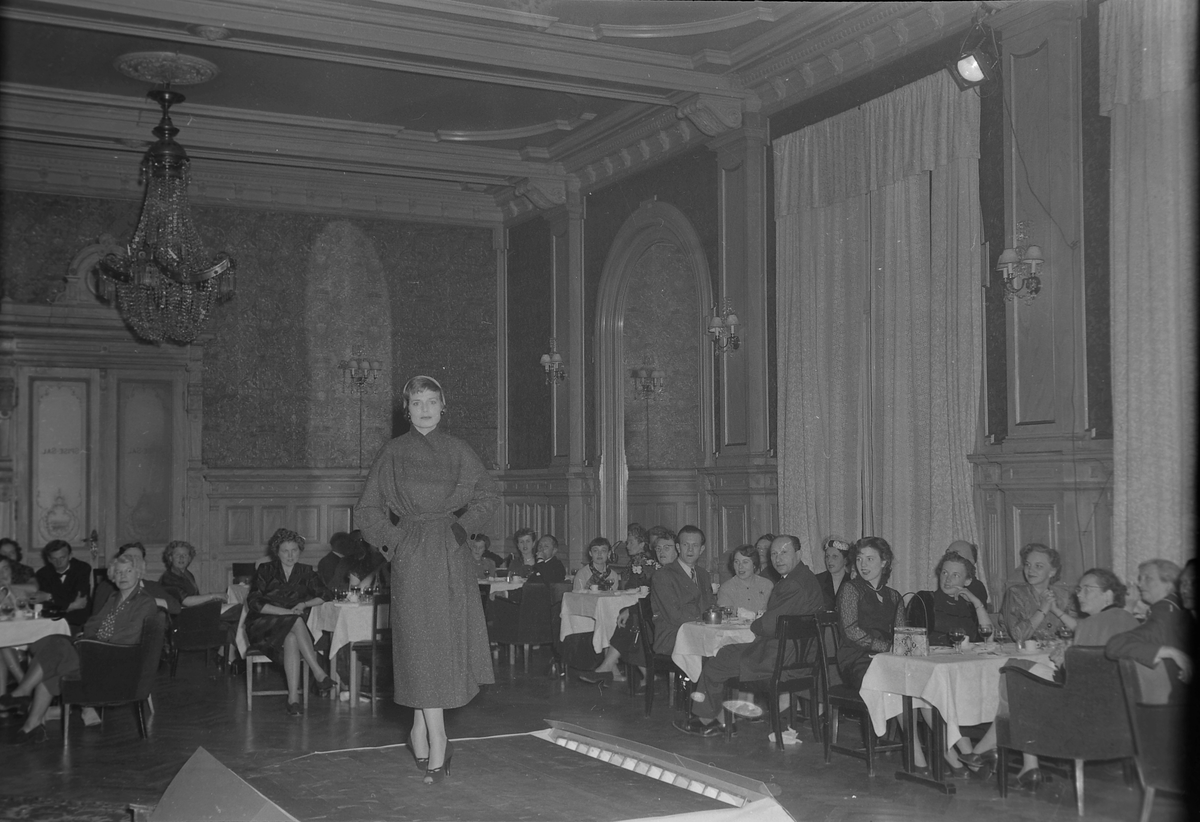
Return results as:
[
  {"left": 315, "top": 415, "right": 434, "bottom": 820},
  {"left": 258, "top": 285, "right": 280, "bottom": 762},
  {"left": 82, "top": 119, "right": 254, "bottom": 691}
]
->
[
  {"left": 1023, "top": 245, "right": 1043, "bottom": 263},
  {"left": 996, "top": 247, "right": 1021, "bottom": 266}
]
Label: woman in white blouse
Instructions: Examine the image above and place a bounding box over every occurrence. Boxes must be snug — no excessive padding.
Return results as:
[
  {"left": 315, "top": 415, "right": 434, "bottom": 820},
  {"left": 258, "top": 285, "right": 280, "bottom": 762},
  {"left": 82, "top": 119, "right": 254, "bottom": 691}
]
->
[{"left": 717, "top": 546, "right": 773, "bottom": 614}]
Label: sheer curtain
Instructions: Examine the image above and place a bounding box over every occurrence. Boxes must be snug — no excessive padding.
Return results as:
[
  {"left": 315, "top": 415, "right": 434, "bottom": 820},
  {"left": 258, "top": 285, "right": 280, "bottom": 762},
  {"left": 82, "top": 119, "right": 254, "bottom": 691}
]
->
[
  {"left": 775, "top": 71, "right": 982, "bottom": 594},
  {"left": 1102, "top": 0, "right": 1197, "bottom": 576}
]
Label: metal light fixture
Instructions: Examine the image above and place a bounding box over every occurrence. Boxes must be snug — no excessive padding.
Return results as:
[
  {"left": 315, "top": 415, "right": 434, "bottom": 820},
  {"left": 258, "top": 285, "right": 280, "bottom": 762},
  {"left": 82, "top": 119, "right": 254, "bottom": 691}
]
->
[
  {"left": 997, "top": 220, "right": 1044, "bottom": 302},
  {"left": 946, "top": 21, "right": 999, "bottom": 91},
  {"left": 96, "top": 53, "right": 235, "bottom": 344},
  {"left": 707, "top": 302, "right": 740, "bottom": 353},
  {"left": 632, "top": 367, "right": 665, "bottom": 400},
  {"left": 339, "top": 351, "right": 383, "bottom": 394},
  {"left": 540, "top": 338, "right": 567, "bottom": 384}
]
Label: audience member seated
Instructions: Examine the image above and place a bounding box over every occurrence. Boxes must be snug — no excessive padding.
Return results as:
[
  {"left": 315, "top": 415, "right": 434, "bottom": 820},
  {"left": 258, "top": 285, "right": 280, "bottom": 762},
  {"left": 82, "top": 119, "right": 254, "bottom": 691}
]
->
[
  {"left": 946, "top": 540, "right": 989, "bottom": 607},
  {"left": 92, "top": 542, "right": 180, "bottom": 616},
  {"left": 0, "top": 539, "right": 37, "bottom": 586},
  {"left": 472, "top": 533, "right": 507, "bottom": 570},
  {"left": 717, "top": 545, "right": 773, "bottom": 614},
  {"left": 0, "top": 551, "right": 158, "bottom": 743},
  {"left": 317, "top": 530, "right": 386, "bottom": 594},
  {"left": 1001, "top": 543, "right": 1073, "bottom": 644},
  {"left": 905, "top": 550, "right": 995, "bottom": 776},
  {"left": 620, "top": 523, "right": 661, "bottom": 588},
  {"left": 35, "top": 539, "right": 92, "bottom": 628},
  {"left": 675, "top": 535, "right": 824, "bottom": 735},
  {"left": 573, "top": 538, "right": 627, "bottom": 684},
  {"left": 1106, "top": 559, "right": 1193, "bottom": 704},
  {"left": 815, "top": 536, "right": 852, "bottom": 611},
  {"left": 524, "top": 535, "right": 567, "bottom": 585},
  {"left": 611, "top": 522, "right": 649, "bottom": 569},
  {"left": 1177, "top": 558, "right": 1196, "bottom": 620},
  {"left": 753, "top": 533, "right": 780, "bottom": 583},
  {"left": 967, "top": 565, "right": 1141, "bottom": 786},
  {"left": 835, "top": 537, "right": 927, "bottom": 767},
  {"left": 470, "top": 535, "right": 498, "bottom": 580},
  {"left": 649, "top": 526, "right": 715, "bottom": 657},
  {"left": 907, "top": 551, "right": 991, "bottom": 646},
  {"left": 246, "top": 528, "right": 335, "bottom": 715},
  {"left": 506, "top": 528, "right": 538, "bottom": 579},
  {"left": 0, "top": 556, "right": 38, "bottom": 693},
  {"left": 159, "top": 540, "right": 227, "bottom": 609}
]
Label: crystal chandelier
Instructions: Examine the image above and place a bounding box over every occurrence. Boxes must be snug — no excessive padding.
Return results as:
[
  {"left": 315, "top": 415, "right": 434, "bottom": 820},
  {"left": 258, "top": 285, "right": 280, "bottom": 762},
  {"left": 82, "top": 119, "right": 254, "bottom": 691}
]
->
[{"left": 97, "top": 60, "right": 234, "bottom": 344}]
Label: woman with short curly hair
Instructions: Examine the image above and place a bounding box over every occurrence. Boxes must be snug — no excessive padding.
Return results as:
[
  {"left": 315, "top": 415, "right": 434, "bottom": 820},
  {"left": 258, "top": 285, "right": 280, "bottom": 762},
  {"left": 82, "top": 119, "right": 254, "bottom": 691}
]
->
[
  {"left": 1001, "top": 543, "right": 1074, "bottom": 643},
  {"left": 160, "top": 540, "right": 226, "bottom": 608},
  {"left": 245, "top": 527, "right": 334, "bottom": 715}
]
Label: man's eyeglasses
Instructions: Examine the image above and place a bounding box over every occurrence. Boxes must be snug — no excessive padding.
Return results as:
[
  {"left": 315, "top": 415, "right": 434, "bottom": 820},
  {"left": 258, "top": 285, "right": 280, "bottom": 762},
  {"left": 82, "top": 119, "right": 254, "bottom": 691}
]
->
[{"left": 1074, "top": 584, "right": 1103, "bottom": 594}]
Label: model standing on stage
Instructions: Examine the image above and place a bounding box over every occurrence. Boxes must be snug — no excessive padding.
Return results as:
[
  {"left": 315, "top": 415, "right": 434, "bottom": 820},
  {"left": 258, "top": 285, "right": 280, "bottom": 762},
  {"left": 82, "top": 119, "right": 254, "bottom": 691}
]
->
[{"left": 355, "top": 375, "right": 500, "bottom": 785}]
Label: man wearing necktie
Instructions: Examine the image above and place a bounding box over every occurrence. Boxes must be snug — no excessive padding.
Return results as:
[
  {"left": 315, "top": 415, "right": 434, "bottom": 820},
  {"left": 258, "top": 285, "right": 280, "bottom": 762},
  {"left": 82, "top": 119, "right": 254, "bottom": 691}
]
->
[{"left": 650, "top": 526, "right": 716, "bottom": 656}]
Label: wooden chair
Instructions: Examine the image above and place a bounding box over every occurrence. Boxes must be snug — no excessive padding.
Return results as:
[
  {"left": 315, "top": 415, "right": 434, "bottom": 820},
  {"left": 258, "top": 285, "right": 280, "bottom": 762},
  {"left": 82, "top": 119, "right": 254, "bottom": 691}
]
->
[
  {"left": 722, "top": 614, "right": 822, "bottom": 749},
  {"left": 235, "top": 605, "right": 306, "bottom": 711},
  {"left": 350, "top": 593, "right": 391, "bottom": 714},
  {"left": 634, "top": 595, "right": 691, "bottom": 716},
  {"left": 61, "top": 612, "right": 167, "bottom": 746},
  {"left": 813, "top": 610, "right": 902, "bottom": 776},
  {"left": 488, "top": 583, "right": 556, "bottom": 671},
  {"left": 168, "top": 600, "right": 225, "bottom": 677},
  {"left": 996, "top": 646, "right": 1134, "bottom": 815},
  {"left": 1116, "top": 658, "right": 1185, "bottom": 822}
]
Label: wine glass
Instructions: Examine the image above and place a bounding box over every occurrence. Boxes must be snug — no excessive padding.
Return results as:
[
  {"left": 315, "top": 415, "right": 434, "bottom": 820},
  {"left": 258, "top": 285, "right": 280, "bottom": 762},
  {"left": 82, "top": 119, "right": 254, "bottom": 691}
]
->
[
  {"left": 949, "top": 629, "right": 967, "bottom": 653},
  {"left": 978, "top": 623, "right": 994, "bottom": 646},
  {"left": 1055, "top": 624, "right": 1074, "bottom": 646},
  {"left": 0, "top": 601, "right": 13, "bottom": 621}
]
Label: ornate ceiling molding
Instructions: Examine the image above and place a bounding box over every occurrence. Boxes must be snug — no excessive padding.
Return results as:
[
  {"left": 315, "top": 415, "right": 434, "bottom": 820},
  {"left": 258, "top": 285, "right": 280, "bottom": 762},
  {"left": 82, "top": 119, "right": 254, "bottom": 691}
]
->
[
  {"left": 675, "top": 94, "right": 743, "bottom": 138},
  {"left": 2, "top": 142, "right": 505, "bottom": 225}
]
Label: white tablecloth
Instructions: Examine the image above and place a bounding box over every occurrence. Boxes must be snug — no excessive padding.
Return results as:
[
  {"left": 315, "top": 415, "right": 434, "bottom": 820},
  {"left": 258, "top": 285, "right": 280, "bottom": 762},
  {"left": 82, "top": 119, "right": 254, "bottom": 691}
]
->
[
  {"left": 560, "top": 589, "right": 648, "bottom": 652},
  {"left": 859, "top": 644, "right": 1053, "bottom": 747},
  {"left": 306, "top": 601, "right": 387, "bottom": 668},
  {"left": 0, "top": 617, "right": 71, "bottom": 648},
  {"left": 671, "top": 620, "right": 756, "bottom": 681},
  {"left": 481, "top": 579, "right": 524, "bottom": 599}
]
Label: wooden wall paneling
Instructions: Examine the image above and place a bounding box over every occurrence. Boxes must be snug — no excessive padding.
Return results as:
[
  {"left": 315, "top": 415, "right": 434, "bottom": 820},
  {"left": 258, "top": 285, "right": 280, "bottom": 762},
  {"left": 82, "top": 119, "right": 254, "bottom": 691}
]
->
[
  {"left": 225, "top": 507, "right": 254, "bottom": 545},
  {"left": 329, "top": 505, "right": 353, "bottom": 536}
]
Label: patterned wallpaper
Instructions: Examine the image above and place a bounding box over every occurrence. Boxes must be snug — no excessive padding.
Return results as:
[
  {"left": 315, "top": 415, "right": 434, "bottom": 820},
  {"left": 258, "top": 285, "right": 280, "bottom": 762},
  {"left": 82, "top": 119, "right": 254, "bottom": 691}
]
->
[
  {"left": 505, "top": 216, "right": 554, "bottom": 470},
  {"left": 623, "top": 243, "right": 702, "bottom": 469},
  {"left": 1, "top": 191, "right": 497, "bottom": 469}
]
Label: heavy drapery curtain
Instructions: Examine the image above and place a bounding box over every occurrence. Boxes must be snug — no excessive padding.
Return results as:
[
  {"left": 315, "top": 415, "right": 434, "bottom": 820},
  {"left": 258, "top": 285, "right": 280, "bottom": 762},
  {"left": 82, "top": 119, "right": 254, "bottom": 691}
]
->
[
  {"left": 775, "top": 71, "right": 981, "bottom": 594},
  {"left": 1102, "top": 0, "right": 1197, "bottom": 577}
]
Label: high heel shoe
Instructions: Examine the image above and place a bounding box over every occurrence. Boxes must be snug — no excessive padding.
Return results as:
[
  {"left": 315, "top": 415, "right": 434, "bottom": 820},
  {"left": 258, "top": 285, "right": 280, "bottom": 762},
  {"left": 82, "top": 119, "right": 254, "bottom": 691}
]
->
[
  {"left": 423, "top": 741, "right": 454, "bottom": 785},
  {"left": 409, "top": 733, "right": 429, "bottom": 771},
  {"left": 1016, "top": 767, "right": 1045, "bottom": 790},
  {"left": 314, "top": 675, "right": 335, "bottom": 697},
  {"left": 958, "top": 750, "right": 996, "bottom": 769}
]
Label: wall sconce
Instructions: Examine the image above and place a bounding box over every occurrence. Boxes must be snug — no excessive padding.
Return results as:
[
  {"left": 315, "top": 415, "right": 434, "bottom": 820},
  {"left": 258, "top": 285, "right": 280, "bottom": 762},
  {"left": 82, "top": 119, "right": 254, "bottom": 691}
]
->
[
  {"left": 707, "top": 302, "right": 740, "bottom": 353},
  {"left": 632, "top": 367, "right": 665, "bottom": 400},
  {"left": 997, "top": 220, "right": 1044, "bottom": 302},
  {"left": 540, "top": 338, "right": 567, "bottom": 384},
  {"left": 0, "top": 377, "right": 15, "bottom": 419},
  {"left": 339, "top": 351, "right": 383, "bottom": 394}
]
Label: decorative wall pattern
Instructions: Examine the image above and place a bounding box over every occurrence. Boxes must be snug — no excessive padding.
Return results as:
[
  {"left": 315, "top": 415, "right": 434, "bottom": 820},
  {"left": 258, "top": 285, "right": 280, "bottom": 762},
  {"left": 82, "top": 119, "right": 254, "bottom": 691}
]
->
[
  {"left": 1, "top": 191, "right": 497, "bottom": 470},
  {"left": 622, "top": 242, "right": 701, "bottom": 469},
  {"left": 584, "top": 148, "right": 719, "bottom": 463}
]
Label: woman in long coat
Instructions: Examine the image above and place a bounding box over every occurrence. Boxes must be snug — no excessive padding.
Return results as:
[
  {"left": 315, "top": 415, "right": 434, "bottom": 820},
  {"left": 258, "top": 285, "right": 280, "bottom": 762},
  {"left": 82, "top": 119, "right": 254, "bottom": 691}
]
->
[{"left": 355, "top": 375, "right": 500, "bottom": 785}]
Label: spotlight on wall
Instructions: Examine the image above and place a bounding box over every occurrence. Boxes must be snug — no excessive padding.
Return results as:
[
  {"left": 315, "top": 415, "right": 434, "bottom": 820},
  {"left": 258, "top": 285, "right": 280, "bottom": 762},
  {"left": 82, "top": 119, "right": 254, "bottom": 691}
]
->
[
  {"left": 946, "top": 22, "right": 999, "bottom": 91},
  {"left": 540, "top": 338, "right": 567, "bottom": 384}
]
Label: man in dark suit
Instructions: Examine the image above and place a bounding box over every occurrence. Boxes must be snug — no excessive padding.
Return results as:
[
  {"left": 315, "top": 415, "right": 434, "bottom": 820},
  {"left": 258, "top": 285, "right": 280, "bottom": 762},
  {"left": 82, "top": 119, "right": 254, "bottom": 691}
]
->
[
  {"left": 674, "top": 534, "right": 824, "bottom": 736},
  {"left": 525, "top": 534, "right": 566, "bottom": 584},
  {"left": 650, "top": 525, "right": 716, "bottom": 656},
  {"left": 34, "top": 539, "right": 92, "bottom": 628}
]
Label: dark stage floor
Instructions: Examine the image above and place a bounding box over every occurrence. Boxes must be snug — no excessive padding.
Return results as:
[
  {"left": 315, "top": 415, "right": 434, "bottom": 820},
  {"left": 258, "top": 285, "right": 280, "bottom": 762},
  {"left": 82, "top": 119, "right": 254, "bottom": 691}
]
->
[{"left": 0, "top": 648, "right": 1187, "bottom": 822}]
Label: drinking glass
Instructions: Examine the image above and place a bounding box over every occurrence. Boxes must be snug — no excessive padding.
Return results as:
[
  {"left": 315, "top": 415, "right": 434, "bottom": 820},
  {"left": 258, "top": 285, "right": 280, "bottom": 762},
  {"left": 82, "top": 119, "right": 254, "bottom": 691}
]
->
[
  {"left": 0, "top": 603, "right": 13, "bottom": 621},
  {"left": 1055, "top": 625, "right": 1074, "bottom": 646},
  {"left": 978, "top": 623, "right": 994, "bottom": 646},
  {"left": 949, "top": 629, "right": 967, "bottom": 653}
]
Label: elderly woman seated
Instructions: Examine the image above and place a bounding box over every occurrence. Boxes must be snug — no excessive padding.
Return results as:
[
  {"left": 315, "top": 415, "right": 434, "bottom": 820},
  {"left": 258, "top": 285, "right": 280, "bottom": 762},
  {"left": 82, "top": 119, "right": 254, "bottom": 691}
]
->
[
  {"left": 717, "top": 545, "right": 773, "bottom": 615},
  {"left": 246, "top": 528, "right": 335, "bottom": 716},
  {"left": 964, "top": 566, "right": 1140, "bottom": 787},
  {"left": 1, "top": 556, "right": 41, "bottom": 694},
  {"left": 160, "top": 540, "right": 227, "bottom": 609},
  {"left": 0, "top": 539, "right": 37, "bottom": 588},
  {"left": 0, "top": 551, "right": 158, "bottom": 743}
]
